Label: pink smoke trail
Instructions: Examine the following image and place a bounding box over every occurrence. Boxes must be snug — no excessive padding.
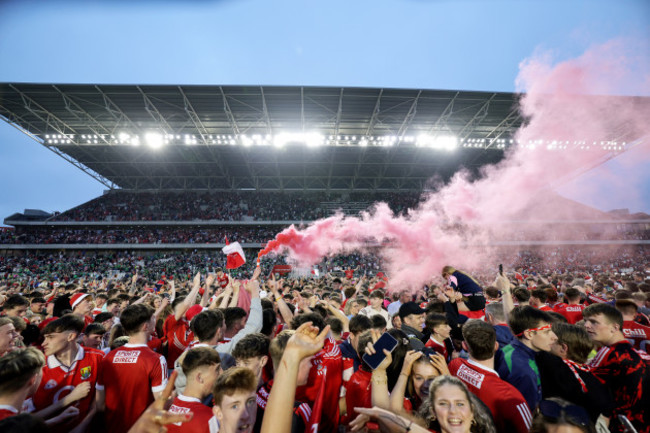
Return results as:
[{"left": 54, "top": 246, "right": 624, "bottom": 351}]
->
[{"left": 260, "top": 38, "right": 650, "bottom": 291}]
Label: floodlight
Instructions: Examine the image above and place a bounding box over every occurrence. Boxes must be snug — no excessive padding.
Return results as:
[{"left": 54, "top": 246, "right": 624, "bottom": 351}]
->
[
  {"left": 145, "top": 132, "right": 164, "bottom": 149},
  {"left": 118, "top": 132, "right": 130, "bottom": 144}
]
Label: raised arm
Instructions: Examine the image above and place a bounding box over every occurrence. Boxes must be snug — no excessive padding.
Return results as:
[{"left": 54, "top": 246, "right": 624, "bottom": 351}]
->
[
  {"left": 174, "top": 272, "right": 202, "bottom": 321},
  {"left": 261, "top": 322, "right": 329, "bottom": 433}
]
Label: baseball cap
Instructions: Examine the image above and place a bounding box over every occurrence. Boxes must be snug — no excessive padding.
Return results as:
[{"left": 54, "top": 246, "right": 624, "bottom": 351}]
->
[{"left": 398, "top": 301, "right": 426, "bottom": 319}]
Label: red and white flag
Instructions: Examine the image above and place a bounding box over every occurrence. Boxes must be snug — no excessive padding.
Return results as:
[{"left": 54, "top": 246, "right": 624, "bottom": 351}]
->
[{"left": 222, "top": 238, "right": 246, "bottom": 269}]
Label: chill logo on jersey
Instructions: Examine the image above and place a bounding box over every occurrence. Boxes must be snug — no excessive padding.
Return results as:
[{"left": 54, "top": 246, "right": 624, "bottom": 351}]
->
[
  {"left": 44, "top": 379, "right": 58, "bottom": 390},
  {"left": 113, "top": 350, "right": 141, "bottom": 364},
  {"left": 80, "top": 366, "right": 92, "bottom": 380}
]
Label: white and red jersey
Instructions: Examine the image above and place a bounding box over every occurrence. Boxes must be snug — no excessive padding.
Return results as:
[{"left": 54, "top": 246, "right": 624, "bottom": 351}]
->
[
  {"left": 623, "top": 320, "right": 650, "bottom": 350},
  {"left": 449, "top": 358, "right": 532, "bottom": 433},
  {"left": 0, "top": 405, "right": 19, "bottom": 421},
  {"left": 91, "top": 308, "right": 102, "bottom": 317},
  {"left": 166, "top": 394, "right": 218, "bottom": 433},
  {"left": 556, "top": 304, "right": 586, "bottom": 325},
  {"left": 30, "top": 345, "right": 104, "bottom": 433},
  {"left": 425, "top": 336, "right": 448, "bottom": 361},
  {"left": 99, "top": 343, "right": 168, "bottom": 433},
  {"left": 217, "top": 274, "right": 229, "bottom": 289}
]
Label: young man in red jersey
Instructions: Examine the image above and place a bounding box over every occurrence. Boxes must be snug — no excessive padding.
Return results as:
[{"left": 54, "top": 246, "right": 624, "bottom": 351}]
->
[
  {"left": 167, "top": 346, "right": 221, "bottom": 433},
  {"left": 449, "top": 320, "right": 532, "bottom": 433},
  {"left": 69, "top": 294, "right": 94, "bottom": 328},
  {"left": 584, "top": 303, "right": 648, "bottom": 433},
  {"left": 213, "top": 367, "right": 258, "bottom": 433},
  {"left": 616, "top": 299, "right": 650, "bottom": 351},
  {"left": 97, "top": 303, "right": 168, "bottom": 433},
  {"left": 30, "top": 314, "right": 105, "bottom": 433},
  {"left": 556, "top": 288, "right": 586, "bottom": 324},
  {"left": 163, "top": 273, "right": 205, "bottom": 368}
]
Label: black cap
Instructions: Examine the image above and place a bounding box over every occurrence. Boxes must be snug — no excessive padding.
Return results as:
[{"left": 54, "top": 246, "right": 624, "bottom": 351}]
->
[{"left": 398, "top": 301, "right": 426, "bottom": 319}]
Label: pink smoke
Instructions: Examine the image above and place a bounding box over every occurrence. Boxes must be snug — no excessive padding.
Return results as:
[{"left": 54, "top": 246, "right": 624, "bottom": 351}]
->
[{"left": 261, "top": 39, "right": 650, "bottom": 291}]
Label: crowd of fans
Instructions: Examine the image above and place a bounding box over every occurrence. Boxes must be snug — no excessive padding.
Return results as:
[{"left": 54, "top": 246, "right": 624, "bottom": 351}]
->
[
  {"left": 2, "top": 224, "right": 648, "bottom": 245},
  {"left": 48, "top": 191, "right": 423, "bottom": 223},
  {"left": 0, "top": 245, "right": 648, "bottom": 433},
  {"left": 2, "top": 227, "right": 280, "bottom": 245}
]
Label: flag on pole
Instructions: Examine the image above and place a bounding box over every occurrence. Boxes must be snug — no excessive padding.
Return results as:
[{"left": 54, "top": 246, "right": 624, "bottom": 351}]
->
[{"left": 222, "top": 238, "right": 246, "bottom": 269}]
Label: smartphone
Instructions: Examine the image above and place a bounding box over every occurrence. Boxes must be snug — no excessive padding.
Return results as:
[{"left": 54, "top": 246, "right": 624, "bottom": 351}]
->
[
  {"left": 499, "top": 264, "right": 503, "bottom": 276},
  {"left": 362, "top": 332, "right": 399, "bottom": 370}
]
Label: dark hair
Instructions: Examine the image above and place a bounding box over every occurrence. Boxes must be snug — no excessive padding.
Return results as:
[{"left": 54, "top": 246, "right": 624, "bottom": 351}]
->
[
  {"left": 583, "top": 303, "right": 623, "bottom": 330},
  {"left": 291, "top": 313, "right": 326, "bottom": 331},
  {"left": 343, "top": 287, "right": 356, "bottom": 299},
  {"left": 513, "top": 288, "right": 531, "bottom": 303},
  {"left": 261, "top": 309, "right": 277, "bottom": 337},
  {"left": 84, "top": 323, "right": 106, "bottom": 336},
  {"left": 369, "top": 290, "right": 384, "bottom": 300},
  {"left": 564, "top": 288, "right": 581, "bottom": 302},
  {"left": 462, "top": 320, "right": 497, "bottom": 361},
  {"left": 120, "top": 304, "right": 154, "bottom": 335},
  {"left": 485, "top": 286, "right": 500, "bottom": 299},
  {"left": 30, "top": 297, "right": 46, "bottom": 305},
  {"left": 529, "top": 398, "right": 595, "bottom": 433},
  {"left": 371, "top": 314, "right": 387, "bottom": 330},
  {"left": 425, "top": 313, "right": 448, "bottom": 333},
  {"left": 349, "top": 315, "right": 372, "bottom": 335},
  {"left": 190, "top": 310, "right": 224, "bottom": 342},
  {"left": 106, "top": 298, "right": 121, "bottom": 307},
  {"left": 181, "top": 346, "right": 220, "bottom": 376},
  {"left": 213, "top": 367, "right": 257, "bottom": 406},
  {"left": 531, "top": 289, "right": 548, "bottom": 303},
  {"left": 260, "top": 298, "right": 274, "bottom": 310},
  {"left": 224, "top": 307, "right": 247, "bottom": 330},
  {"left": 326, "top": 317, "right": 343, "bottom": 335},
  {"left": 232, "top": 333, "right": 270, "bottom": 361},
  {"left": 4, "top": 295, "right": 29, "bottom": 311},
  {"left": 94, "top": 312, "right": 114, "bottom": 323},
  {"left": 508, "top": 306, "right": 552, "bottom": 337},
  {"left": 42, "top": 314, "right": 85, "bottom": 335}
]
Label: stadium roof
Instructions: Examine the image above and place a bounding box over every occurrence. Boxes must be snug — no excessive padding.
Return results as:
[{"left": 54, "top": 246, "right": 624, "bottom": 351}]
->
[{"left": 1, "top": 83, "right": 526, "bottom": 191}]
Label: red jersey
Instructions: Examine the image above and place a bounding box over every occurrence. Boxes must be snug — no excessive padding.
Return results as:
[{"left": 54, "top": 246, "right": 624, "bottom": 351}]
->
[
  {"left": 344, "top": 269, "right": 354, "bottom": 279},
  {"left": 99, "top": 343, "right": 168, "bottom": 433},
  {"left": 163, "top": 315, "right": 193, "bottom": 366},
  {"left": 342, "top": 369, "right": 377, "bottom": 429},
  {"left": 31, "top": 345, "right": 104, "bottom": 433},
  {"left": 0, "top": 405, "right": 19, "bottom": 421},
  {"left": 449, "top": 358, "right": 532, "bottom": 433},
  {"left": 623, "top": 320, "right": 650, "bottom": 350},
  {"left": 217, "top": 274, "right": 229, "bottom": 289},
  {"left": 295, "top": 336, "right": 342, "bottom": 433},
  {"left": 166, "top": 394, "right": 218, "bottom": 433},
  {"left": 538, "top": 304, "right": 552, "bottom": 312},
  {"left": 425, "top": 336, "right": 448, "bottom": 360},
  {"left": 556, "top": 304, "right": 585, "bottom": 325}
]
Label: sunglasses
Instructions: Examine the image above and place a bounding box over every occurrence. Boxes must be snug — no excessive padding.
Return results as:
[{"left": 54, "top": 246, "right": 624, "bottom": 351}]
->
[{"left": 538, "top": 399, "right": 591, "bottom": 427}]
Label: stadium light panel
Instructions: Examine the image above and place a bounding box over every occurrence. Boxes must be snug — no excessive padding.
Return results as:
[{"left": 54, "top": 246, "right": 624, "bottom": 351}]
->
[{"left": 145, "top": 132, "right": 164, "bottom": 149}]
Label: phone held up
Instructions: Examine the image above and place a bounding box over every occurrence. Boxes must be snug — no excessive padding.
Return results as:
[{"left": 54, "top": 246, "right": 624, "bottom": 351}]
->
[{"left": 362, "top": 332, "right": 399, "bottom": 370}]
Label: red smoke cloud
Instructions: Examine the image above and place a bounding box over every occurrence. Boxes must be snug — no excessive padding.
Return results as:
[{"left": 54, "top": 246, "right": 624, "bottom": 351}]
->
[{"left": 260, "top": 39, "right": 650, "bottom": 290}]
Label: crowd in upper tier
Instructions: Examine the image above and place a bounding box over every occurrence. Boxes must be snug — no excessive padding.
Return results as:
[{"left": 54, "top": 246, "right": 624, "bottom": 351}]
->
[
  {"left": 48, "top": 191, "right": 422, "bottom": 222},
  {"left": 0, "top": 245, "right": 649, "bottom": 433}
]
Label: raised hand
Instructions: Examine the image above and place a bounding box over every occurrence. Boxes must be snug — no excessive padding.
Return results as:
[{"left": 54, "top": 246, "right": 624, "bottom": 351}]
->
[
  {"left": 284, "top": 322, "right": 330, "bottom": 361},
  {"left": 428, "top": 352, "right": 450, "bottom": 376},
  {"left": 400, "top": 350, "right": 422, "bottom": 376},
  {"left": 192, "top": 272, "right": 201, "bottom": 289}
]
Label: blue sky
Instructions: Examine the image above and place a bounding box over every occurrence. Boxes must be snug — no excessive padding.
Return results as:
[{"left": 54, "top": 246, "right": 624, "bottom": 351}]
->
[{"left": 1, "top": 0, "right": 648, "bottom": 223}]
